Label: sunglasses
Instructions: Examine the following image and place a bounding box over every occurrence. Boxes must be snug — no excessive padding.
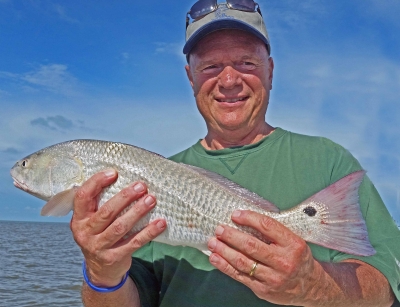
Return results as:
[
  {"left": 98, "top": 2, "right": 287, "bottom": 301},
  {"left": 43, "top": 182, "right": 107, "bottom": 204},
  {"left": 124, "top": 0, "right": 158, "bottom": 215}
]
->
[{"left": 186, "top": 0, "right": 262, "bottom": 29}]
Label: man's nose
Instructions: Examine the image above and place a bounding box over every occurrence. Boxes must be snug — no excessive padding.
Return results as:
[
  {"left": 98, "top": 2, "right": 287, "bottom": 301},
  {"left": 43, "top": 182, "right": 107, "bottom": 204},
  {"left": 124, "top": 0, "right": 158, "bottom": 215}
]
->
[{"left": 217, "top": 66, "right": 242, "bottom": 89}]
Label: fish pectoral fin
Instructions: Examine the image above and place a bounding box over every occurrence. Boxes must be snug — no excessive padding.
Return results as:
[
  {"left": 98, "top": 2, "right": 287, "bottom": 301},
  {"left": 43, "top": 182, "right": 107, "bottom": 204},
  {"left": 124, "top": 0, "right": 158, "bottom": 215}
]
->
[{"left": 40, "top": 188, "right": 77, "bottom": 216}]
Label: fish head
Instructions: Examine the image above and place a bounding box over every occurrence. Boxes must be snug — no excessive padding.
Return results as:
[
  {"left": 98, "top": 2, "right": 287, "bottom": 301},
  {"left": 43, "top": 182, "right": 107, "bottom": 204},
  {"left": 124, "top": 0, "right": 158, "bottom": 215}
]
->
[{"left": 10, "top": 143, "right": 84, "bottom": 200}]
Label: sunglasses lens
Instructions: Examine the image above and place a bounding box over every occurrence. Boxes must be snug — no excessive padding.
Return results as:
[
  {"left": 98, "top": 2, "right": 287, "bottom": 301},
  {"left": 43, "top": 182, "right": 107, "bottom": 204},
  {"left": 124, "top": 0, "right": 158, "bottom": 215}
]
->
[
  {"left": 228, "top": 0, "right": 256, "bottom": 11},
  {"left": 190, "top": 0, "right": 217, "bottom": 19}
]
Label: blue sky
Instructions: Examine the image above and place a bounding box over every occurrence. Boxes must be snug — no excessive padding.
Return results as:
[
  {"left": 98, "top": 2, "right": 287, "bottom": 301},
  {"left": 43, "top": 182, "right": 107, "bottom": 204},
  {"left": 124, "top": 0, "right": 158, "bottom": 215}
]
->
[{"left": 0, "top": 0, "right": 399, "bottom": 224}]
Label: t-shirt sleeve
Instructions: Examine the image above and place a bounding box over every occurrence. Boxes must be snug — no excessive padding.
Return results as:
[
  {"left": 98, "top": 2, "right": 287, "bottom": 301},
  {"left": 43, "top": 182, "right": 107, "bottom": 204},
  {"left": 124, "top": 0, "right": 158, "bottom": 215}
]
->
[{"left": 129, "top": 243, "right": 160, "bottom": 307}]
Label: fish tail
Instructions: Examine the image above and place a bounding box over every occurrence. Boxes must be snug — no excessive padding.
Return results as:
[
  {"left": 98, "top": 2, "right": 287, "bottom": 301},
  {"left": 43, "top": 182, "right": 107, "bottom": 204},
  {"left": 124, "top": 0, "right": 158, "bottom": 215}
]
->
[{"left": 298, "top": 170, "right": 376, "bottom": 256}]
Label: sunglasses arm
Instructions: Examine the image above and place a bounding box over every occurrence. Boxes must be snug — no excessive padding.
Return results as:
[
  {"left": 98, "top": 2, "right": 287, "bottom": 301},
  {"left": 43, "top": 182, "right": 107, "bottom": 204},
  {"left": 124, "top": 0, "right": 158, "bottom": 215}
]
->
[
  {"left": 186, "top": 13, "right": 190, "bottom": 29},
  {"left": 255, "top": 4, "right": 262, "bottom": 16}
]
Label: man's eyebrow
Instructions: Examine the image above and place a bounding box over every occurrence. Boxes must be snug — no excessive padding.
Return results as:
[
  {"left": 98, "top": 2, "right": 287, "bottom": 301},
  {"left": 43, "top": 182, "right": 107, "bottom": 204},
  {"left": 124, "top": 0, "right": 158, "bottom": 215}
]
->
[
  {"left": 201, "top": 60, "right": 217, "bottom": 65},
  {"left": 198, "top": 55, "right": 257, "bottom": 64},
  {"left": 196, "top": 59, "right": 219, "bottom": 67},
  {"left": 239, "top": 54, "right": 262, "bottom": 61}
]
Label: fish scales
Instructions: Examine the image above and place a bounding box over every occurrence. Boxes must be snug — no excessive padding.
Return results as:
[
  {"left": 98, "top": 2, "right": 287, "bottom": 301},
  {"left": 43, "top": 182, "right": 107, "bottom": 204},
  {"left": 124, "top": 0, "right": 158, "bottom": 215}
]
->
[
  {"left": 71, "top": 140, "right": 248, "bottom": 247},
  {"left": 10, "top": 139, "right": 376, "bottom": 256}
]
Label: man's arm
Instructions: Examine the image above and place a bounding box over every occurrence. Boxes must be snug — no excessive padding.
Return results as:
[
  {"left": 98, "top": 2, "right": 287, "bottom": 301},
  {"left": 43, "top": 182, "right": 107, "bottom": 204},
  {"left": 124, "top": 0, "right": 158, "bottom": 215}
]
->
[
  {"left": 311, "top": 259, "right": 394, "bottom": 306},
  {"left": 208, "top": 210, "right": 395, "bottom": 306},
  {"left": 82, "top": 277, "right": 140, "bottom": 307},
  {"left": 70, "top": 170, "right": 166, "bottom": 307}
]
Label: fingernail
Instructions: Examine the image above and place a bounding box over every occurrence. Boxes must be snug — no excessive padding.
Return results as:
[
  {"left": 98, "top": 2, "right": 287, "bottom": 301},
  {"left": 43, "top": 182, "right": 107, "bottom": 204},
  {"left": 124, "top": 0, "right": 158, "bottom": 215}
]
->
[
  {"left": 103, "top": 168, "right": 116, "bottom": 177},
  {"left": 133, "top": 182, "right": 145, "bottom": 192},
  {"left": 209, "top": 254, "right": 219, "bottom": 265},
  {"left": 144, "top": 195, "right": 155, "bottom": 206},
  {"left": 208, "top": 238, "right": 217, "bottom": 250},
  {"left": 232, "top": 210, "right": 241, "bottom": 218},
  {"left": 215, "top": 225, "right": 224, "bottom": 236},
  {"left": 156, "top": 220, "right": 166, "bottom": 230}
]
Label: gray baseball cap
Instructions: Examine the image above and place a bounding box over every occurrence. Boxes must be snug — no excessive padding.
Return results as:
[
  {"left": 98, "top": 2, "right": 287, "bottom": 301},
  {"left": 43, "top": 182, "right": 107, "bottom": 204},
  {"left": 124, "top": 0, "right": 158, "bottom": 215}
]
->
[{"left": 183, "top": 3, "right": 271, "bottom": 55}]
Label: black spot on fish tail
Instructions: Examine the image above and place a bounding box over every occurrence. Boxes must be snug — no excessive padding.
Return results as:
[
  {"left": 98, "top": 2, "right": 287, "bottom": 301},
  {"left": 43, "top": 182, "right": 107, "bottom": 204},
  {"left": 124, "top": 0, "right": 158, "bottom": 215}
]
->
[{"left": 303, "top": 206, "right": 317, "bottom": 217}]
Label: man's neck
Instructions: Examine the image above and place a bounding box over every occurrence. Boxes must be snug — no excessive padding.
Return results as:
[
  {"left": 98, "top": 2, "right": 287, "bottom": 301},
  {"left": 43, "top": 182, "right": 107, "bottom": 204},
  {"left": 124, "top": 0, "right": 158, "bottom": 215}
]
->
[{"left": 201, "top": 123, "right": 275, "bottom": 150}]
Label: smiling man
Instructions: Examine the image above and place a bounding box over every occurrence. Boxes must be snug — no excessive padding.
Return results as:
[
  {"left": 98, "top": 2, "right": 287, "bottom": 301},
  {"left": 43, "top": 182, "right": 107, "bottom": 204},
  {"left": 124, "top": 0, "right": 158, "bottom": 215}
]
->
[
  {"left": 186, "top": 29, "right": 274, "bottom": 149},
  {"left": 70, "top": 1, "right": 400, "bottom": 306}
]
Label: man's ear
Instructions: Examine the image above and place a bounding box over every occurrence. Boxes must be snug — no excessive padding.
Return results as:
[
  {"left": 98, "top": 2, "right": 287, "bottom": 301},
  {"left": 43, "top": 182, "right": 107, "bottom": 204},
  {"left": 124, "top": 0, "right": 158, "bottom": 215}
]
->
[
  {"left": 268, "top": 57, "right": 274, "bottom": 90},
  {"left": 185, "top": 64, "right": 195, "bottom": 89}
]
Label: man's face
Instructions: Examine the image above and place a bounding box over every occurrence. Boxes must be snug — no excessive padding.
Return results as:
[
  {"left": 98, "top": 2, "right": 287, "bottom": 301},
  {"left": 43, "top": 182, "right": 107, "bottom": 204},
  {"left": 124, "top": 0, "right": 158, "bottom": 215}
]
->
[{"left": 186, "top": 29, "right": 273, "bottom": 135}]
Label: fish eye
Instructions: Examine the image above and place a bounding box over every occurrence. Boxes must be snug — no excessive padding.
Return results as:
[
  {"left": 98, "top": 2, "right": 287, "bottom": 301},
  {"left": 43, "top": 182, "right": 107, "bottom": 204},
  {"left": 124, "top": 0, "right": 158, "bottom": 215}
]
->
[{"left": 21, "top": 160, "right": 27, "bottom": 167}]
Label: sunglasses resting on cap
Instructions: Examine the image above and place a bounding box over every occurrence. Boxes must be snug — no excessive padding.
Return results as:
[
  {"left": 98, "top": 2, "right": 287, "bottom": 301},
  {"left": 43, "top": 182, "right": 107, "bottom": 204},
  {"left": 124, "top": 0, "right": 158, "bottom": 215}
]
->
[{"left": 183, "top": 0, "right": 271, "bottom": 55}]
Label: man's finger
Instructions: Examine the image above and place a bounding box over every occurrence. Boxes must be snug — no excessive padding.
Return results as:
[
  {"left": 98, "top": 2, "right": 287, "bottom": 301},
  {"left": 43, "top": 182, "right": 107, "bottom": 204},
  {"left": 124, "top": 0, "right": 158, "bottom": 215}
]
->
[
  {"left": 231, "top": 210, "right": 294, "bottom": 248},
  {"left": 87, "top": 182, "right": 148, "bottom": 235},
  {"left": 114, "top": 218, "right": 167, "bottom": 255},
  {"left": 100, "top": 193, "right": 157, "bottom": 247},
  {"left": 208, "top": 236, "right": 258, "bottom": 276},
  {"left": 73, "top": 169, "right": 118, "bottom": 220},
  {"left": 208, "top": 242, "right": 274, "bottom": 294},
  {"left": 210, "top": 224, "right": 270, "bottom": 262}
]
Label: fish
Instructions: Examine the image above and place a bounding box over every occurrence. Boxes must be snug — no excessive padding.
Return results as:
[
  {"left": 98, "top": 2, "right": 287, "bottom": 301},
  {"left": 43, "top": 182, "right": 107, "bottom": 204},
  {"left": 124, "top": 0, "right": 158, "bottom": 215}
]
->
[{"left": 10, "top": 139, "right": 375, "bottom": 256}]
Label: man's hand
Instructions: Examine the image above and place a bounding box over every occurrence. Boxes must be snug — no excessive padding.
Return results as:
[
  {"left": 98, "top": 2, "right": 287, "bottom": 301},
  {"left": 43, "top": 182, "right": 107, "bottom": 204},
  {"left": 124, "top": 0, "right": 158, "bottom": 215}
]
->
[
  {"left": 70, "top": 169, "right": 166, "bottom": 288},
  {"left": 207, "top": 209, "right": 317, "bottom": 305},
  {"left": 207, "top": 210, "right": 395, "bottom": 307}
]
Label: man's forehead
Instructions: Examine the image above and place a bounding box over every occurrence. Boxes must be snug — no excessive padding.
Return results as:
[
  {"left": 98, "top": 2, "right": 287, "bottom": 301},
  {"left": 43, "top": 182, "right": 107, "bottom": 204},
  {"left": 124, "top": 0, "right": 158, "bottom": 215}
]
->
[{"left": 192, "top": 29, "right": 266, "bottom": 53}]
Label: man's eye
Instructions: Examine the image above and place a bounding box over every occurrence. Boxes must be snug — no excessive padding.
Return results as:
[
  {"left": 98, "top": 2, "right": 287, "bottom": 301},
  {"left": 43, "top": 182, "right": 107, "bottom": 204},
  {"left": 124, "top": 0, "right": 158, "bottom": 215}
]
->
[
  {"left": 239, "top": 62, "right": 256, "bottom": 70},
  {"left": 202, "top": 65, "right": 219, "bottom": 73}
]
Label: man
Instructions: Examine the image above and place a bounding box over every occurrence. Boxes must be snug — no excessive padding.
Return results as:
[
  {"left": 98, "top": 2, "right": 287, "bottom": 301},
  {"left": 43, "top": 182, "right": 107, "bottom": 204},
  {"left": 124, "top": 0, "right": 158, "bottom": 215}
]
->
[{"left": 71, "top": 1, "right": 400, "bottom": 306}]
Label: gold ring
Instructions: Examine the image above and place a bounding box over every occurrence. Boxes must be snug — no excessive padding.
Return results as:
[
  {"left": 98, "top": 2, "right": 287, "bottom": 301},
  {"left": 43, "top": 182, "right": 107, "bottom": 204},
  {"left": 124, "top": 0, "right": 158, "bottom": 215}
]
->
[{"left": 249, "top": 261, "right": 258, "bottom": 277}]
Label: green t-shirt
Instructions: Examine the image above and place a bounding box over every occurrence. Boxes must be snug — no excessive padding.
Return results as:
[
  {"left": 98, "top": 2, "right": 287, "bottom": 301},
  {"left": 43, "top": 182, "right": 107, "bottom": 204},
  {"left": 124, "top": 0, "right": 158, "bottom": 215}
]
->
[{"left": 130, "top": 128, "right": 400, "bottom": 306}]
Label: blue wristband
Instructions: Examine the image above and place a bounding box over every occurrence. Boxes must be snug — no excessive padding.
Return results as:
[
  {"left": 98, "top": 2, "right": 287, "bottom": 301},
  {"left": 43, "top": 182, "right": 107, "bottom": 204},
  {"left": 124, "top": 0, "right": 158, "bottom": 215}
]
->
[{"left": 82, "top": 260, "right": 129, "bottom": 293}]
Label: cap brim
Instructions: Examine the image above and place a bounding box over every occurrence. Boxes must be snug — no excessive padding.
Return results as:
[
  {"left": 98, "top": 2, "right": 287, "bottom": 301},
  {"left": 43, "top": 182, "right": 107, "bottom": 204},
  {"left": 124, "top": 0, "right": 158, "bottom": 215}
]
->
[{"left": 183, "top": 19, "right": 270, "bottom": 55}]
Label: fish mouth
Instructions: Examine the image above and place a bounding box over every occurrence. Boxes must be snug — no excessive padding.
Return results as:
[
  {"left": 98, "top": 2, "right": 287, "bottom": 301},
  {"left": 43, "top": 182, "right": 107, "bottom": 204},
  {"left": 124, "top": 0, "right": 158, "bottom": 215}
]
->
[
  {"left": 10, "top": 172, "right": 28, "bottom": 192},
  {"left": 12, "top": 178, "right": 28, "bottom": 191},
  {"left": 11, "top": 176, "right": 48, "bottom": 201}
]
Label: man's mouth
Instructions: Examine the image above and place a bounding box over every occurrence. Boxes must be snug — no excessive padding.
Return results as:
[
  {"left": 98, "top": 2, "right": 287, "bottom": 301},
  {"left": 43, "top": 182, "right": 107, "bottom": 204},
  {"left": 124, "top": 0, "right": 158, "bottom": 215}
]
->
[{"left": 216, "top": 97, "right": 248, "bottom": 103}]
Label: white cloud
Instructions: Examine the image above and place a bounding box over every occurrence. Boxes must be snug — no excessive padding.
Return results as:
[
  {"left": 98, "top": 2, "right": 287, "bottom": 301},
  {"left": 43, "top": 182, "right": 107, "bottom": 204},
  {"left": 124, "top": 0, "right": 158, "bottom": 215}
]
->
[
  {"left": 52, "top": 4, "right": 79, "bottom": 24},
  {"left": 0, "top": 71, "right": 18, "bottom": 79},
  {"left": 30, "top": 115, "right": 86, "bottom": 132},
  {"left": 118, "top": 52, "right": 132, "bottom": 64},
  {"left": 154, "top": 42, "right": 182, "bottom": 56},
  {"left": 263, "top": 0, "right": 330, "bottom": 31},
  {"left": 22, "top": 64, "right": 78, "bottom": 94},
  {"left": 0, "top": 64, "right": 80, "bottom": 96},
  {"left": 121, "top": 52, "right": 130, "bottom": 60},
  {"left": 0, "top": 88, "right": 10, "bottom": 96}
]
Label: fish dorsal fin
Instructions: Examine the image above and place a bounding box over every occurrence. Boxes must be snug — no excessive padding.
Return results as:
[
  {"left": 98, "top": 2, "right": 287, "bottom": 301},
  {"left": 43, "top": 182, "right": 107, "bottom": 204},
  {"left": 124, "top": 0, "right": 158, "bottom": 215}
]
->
[
  {"left": 182, "top": 164, "right": 280, "bottom": 213},
  {"left": 40, "top": 187, "right": 77, "bottom": 216}
]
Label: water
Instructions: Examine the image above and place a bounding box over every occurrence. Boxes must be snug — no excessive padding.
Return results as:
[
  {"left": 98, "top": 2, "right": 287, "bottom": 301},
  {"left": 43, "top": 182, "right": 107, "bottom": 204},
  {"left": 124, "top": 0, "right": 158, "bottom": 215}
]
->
[{"left": 0, "top": 221, "right": 83, "bottom": 307}]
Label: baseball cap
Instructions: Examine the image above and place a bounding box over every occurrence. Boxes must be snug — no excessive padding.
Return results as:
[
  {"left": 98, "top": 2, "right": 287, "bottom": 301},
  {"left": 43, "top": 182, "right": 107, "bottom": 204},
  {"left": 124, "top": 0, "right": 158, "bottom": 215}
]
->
[{"left": 183, "top": 2, "right": 271, "bottom": 55}]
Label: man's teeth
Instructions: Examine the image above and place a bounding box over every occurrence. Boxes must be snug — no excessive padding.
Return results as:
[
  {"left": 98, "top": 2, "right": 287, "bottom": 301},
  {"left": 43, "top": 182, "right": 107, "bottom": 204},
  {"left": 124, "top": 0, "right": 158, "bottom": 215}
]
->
[{"left": 218, "top": 97, "right": 246, "bottom": 103}]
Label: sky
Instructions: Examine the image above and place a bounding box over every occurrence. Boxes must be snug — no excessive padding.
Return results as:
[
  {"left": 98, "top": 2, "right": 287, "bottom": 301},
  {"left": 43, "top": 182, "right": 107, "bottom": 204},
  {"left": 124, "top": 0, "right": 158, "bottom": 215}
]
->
[{"left": 0, "top": 0, "right": 399, "bottom": 225}]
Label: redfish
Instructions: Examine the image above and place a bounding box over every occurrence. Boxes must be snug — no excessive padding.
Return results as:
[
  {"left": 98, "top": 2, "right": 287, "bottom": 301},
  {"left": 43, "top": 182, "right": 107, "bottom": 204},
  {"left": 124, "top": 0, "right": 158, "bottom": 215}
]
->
[{"left": 10, "top": 140, "right": 375, "bottom": 256}]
